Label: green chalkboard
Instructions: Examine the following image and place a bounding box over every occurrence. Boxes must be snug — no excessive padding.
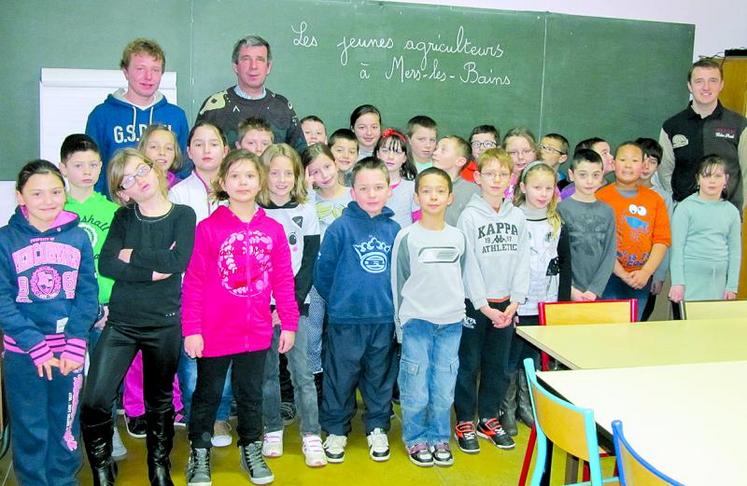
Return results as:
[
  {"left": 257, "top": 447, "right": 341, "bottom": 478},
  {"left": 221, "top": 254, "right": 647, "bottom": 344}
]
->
[{"left": 0, "top": 0, "right": 694, "bottom": 181}]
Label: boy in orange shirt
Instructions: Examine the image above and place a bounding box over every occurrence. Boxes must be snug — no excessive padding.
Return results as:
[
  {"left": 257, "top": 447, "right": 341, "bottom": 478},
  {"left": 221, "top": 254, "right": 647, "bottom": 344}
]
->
[{"left": 596, "top": 141, "right": 670, "bottom": 320}]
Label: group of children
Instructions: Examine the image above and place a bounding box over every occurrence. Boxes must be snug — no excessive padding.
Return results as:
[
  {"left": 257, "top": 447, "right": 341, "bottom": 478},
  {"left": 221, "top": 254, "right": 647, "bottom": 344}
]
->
[{"left": 1, "top": 101, "right": 741, "bottom": 486}]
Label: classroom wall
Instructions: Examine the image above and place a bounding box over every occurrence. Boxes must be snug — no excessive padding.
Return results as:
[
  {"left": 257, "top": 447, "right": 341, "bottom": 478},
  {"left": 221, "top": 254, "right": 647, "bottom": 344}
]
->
[{"left": 381, "top": 0, "right": 746, "bottom": 60}]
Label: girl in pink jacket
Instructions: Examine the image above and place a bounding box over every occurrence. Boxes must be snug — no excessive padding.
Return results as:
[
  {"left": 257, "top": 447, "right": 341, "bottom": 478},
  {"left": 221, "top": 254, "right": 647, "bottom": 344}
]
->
[{"left": 182, "top": 149, "right": 299, "bottom": 485}]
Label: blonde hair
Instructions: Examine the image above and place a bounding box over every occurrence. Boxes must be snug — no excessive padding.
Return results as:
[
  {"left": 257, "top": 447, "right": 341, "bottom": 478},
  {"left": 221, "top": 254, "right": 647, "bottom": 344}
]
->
[
  {"left": 107, "top": 148, "right": 167, "bottom": 206},
  {"left": 513, "top": 162, "right": 561, "bottom": 237},
  {"left": 477, "top": 148, "right": 513, "bottom": 173},
  {"left": 259, "top": 144, "right": 307, "bottom": 205},
  {"left": 120, "top": 38, "right": 165, "bottom": 69},
  {"left": 137, "top": 124, "right": 183, "bottom": 172},
  {"left": 212, "top": 149, "right": 266, "bottom": 201}
]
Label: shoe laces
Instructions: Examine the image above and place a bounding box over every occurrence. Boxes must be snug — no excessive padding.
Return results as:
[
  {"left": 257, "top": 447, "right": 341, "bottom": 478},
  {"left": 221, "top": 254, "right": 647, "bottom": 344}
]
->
[
  {"left": 481, "top": 417, "right": 504, "bottom": 435},
  {"left": 456, "top": 421, "right": 477, "bottom": 439},
  {"left": 432, "top": 442, "right": 450, "bottom": 453},
  {"left": 368, "top": 428, "right": 388, "bottom": 449},
  {"left": 324, "top": 434, "right": 346, "bottom": 449},
  {"left": 191, "top": 448, "right": 210, "bottom": 469},
  {"left": 243, "top": 443, "right": 265, "bottom": 468}
]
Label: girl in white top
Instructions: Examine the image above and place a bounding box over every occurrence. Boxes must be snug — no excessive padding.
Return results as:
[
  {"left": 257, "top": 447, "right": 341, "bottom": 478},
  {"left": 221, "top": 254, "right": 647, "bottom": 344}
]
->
[{"left": 375, "top": 128, "right": 420, "bottom": 228}]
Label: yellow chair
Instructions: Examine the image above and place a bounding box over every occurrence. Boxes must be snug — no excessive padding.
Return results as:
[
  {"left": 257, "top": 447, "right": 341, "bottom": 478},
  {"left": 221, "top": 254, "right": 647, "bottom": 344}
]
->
[
  {"left": 523, "top": 359, "right": 618, "bottom": 486},
  {"left": 681, "top": 299, "right": 747, "bottom": 320},
  {"left": 519, "top": 299, "right": 636, "bottom": 486},
  {"left": 612, "top": 420, "right": 683, "bottom": 485}
]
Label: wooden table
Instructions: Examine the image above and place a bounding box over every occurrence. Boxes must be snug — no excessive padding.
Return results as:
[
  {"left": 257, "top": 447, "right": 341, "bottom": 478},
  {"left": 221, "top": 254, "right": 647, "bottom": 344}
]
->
[
  {"left": 537, "top": 361, "right": 747, "bottom": 485},
  {"left": 517, "top": 318, "right": 747, "bottom": 369}
]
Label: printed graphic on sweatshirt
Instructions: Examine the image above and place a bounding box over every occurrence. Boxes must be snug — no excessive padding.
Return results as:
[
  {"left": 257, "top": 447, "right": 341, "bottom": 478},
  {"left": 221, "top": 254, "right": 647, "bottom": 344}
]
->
[
  {"left": 353, "top": 236, "right": 391, "bottom": 274},
  {"left": 218, "top": 231, "right": 273, "bottom": 297},
  {"left": 477, "top": 222, "right": 520, "bottom": 253},
  {"left": 13, "top": 241, "right": 82, "bottom": 303},
  {"left": 77, "top": 214, "right": 112, "bottom": 249},
  {"left": 112, "top": 122, "right": 174, "bottom": 145}
]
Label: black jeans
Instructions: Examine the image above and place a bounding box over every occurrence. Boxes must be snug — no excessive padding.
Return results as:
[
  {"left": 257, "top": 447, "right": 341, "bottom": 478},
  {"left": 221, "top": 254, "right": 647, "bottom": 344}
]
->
[
  {"left": 454, "top": 300, "right": 513, "bottom": 422},
  {"left": 81, "top": 321, "right": 181, "bottom": 426},
  {"left": 508, "top": 314, "right": 541, "bottom": 371},
  {"left": 188, "top": 349, "right": 267, "bottom": 448}
]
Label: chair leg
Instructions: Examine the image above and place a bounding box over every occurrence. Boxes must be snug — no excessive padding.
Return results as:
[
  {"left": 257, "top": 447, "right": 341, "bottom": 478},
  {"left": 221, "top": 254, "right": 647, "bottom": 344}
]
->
[
  {"left": 517, "top": 426, "right": 536, "bottom": 486},
  {"left": 582, "top": 460, "right": 590, "bottom": 481},
  {"left": 565, "top": 454, "right": 580, "bottom": 484},
  {"left": 541, "top": 351, "right": 550, "bottom": 372}
]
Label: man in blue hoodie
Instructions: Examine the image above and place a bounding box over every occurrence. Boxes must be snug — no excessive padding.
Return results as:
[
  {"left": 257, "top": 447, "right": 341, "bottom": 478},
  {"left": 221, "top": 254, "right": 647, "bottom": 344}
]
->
[
  {"left": 313, "top": 157, "right": 400, "bottom": 465},
  {"left": 86, "top": 38, "right": 189, "bottom": 197}
]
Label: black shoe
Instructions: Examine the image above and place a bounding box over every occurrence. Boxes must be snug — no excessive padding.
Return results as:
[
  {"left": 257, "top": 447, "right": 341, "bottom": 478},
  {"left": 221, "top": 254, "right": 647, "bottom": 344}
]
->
[
  {"left": 125, "top": 414, "right": 148, "bottom": 438},
  {"left": 501, "top": 408, "right": 518, "bottom": 437},
  {"left": 146, "top": 410, "right": 175, "bottom": 486},
  {"left": 477, "top": 417, "right": 515, "bottom": 450},
  {"left": 454, "top": 421, "right": 480, "bottom": 454},
  {"left": 82, "top": 420, "right": 118, "bottom": 486},
  {"left": 517, "top": 372, "right": 536, "bottom": 428},
  {"left": 186, "top": 447, "right": 212, "bottom": 486}
]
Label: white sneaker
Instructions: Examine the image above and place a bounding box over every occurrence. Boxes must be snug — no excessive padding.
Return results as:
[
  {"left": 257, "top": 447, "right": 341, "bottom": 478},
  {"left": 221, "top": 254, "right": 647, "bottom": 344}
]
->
[
  {"left": 366, "top": 428, "right": 390, "bottom": 462},
  {"left": 211, "top": 421, "right": 232, "bottom": 448},
  {"left": 323, "top": 434, "right": 347, "bottom": 463},
  {"left": 302, "top": 434, "right": 327, "bottom": 467},
  {"left": 262, "top": 430, "right": 283, "bottom": 458},
  {"left": 112, "top": 426, "right": 128, "bottom": 461}
]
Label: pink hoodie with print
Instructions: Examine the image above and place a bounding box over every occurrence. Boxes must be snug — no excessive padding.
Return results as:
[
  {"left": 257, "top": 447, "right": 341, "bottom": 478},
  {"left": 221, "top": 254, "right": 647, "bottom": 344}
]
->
[{"left": 182, "top": 205, "right": 298, "bottom": 357}]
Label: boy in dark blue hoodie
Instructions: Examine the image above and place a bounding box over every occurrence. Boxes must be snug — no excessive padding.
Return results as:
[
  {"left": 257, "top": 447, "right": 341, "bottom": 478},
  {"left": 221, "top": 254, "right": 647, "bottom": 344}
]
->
[
  {"left": 86, "top": 38, "right": 189, "bottom": 196},
  {"left": 314, "top": 157, "right": 400, "bottom": 464}
]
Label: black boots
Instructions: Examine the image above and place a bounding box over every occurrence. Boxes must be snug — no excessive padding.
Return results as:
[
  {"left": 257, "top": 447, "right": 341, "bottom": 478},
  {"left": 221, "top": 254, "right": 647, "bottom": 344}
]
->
[
  {"left": 82, "top": 420, "right": 118, "bottom": 486},
  {"left": 146, "top": 410, "right": 175, "bottom": 486},
  {"left": 517, "top": 371, "right": 535, "bottom": 428}
]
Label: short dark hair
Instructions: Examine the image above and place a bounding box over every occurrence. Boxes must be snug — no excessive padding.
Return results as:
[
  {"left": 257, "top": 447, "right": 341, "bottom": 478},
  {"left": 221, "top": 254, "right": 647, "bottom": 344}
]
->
[
  {"left": 543, "top": 133, "right": 569, "bottom": 155},
  {"left": 574, "top": 137, "right": 607, "bottom": 154},
  {"left": 349, "top": 104, "right": 382, "bottom": 128},
  {"left": 60, "top": 134, "right": 99, "bottom": 162},
  {"left": 415, "top": 167, "right": 452, "bottom": 193},
  {"left": 351, "top": 156, "right": 389, "bottom": 187},
  {"left": 188, "top": 121, "right": 227, "bottom": 146},
  {"left": 615, "top": 141, "right": 643, "bottom": 158},
  {"left": 635, "top": 137, "right": 663, "bottom": 162},
  {"left": 328, "top": 128, "right": 357, "bottom": 147},
  {"left": 570, "top": 148, "right": 603, "bottom": 171},
  {"left": 300, "top": 115, "right": 325, "bottom": 125},
  {"left": 406, "top": 115, "right": 438, "bottom": 136},
  {"left": 469, "top": 125, "right": 500, "bottom": 143},
  {"left": 688, "top": 58, "right": 723, "bottom": 82},
  {"left": 301, "top": 142, "right": 335, "bottom": 168}
]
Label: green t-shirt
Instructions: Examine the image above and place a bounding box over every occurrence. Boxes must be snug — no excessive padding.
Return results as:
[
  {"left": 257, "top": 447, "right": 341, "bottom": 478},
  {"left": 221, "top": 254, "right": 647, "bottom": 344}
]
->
[{"left": 65, "top": 191, "right": 118, "bottom": 304}]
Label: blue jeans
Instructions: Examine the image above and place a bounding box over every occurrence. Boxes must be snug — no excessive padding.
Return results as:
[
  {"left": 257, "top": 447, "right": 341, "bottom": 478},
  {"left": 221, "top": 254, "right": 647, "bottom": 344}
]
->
[
  {"left": 306, "top": 287, "right": 325, "bottom": 373},
  {"left": 399, "top": 319, "right": 462, "bottom": 448},
  {"left": 262, "top": 317, "right": 321, "bottom": 435},
  {"left": 178, "top": 347, "right": 232, "bottom": 422},
  {"left": 602, "top": 274, "right": 650, "bottom": 321}
]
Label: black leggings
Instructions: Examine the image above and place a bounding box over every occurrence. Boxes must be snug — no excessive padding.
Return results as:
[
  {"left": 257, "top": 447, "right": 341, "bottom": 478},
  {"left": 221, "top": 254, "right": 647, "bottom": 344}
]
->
[{"left": 81, "top": 321, "right": 181, "bottom": 426}]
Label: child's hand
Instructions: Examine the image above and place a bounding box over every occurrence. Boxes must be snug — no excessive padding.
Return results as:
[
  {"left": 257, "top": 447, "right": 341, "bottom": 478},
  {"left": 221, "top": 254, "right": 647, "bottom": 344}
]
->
[
  {"left": 118, "top": 248, "right": 133, "bottom": 263},
  {"left": 627, "top": 269, "right": 651, "bottom": 289},
  {"left": 37, "top": 357, "right": 60, "bottom": 380},
  {"left": 185, "top": 335, "right": 204, "bottom": 358},
  {"left": 503, "top": 302, "right": 519, "bottom": 322},
  {"left": 59, "top": 358, "right": 83, "bottom": 376},
  {"left": 668, "top": 285, "right": 685, "bottom": 303},
  {"left": 571, "top": 286, "right": 584, "bottom": 301},
  {"left": 479, "top": 305, "right": 504, "bottom": 326},
  {"left": 94, "top": 305, "right": 109, "bottom": 330},
  {"left": 152, "top": 271, "right": 172, "bottom": 281},
  {"left": 581, "top": 291, "right": 597, "bottom": 301},
  {"left": 724, "top": 291, "right": 737, "bottom": 300},
  {"left": 650, "top": 280, "right": 664, "bottom": 295},
  {"left": 278, "top": 330, "right": 296, "bottom": 354}
]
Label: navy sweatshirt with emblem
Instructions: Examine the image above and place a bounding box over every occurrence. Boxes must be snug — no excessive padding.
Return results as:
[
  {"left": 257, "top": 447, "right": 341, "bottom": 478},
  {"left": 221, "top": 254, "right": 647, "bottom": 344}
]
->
[{"left": 313, "top": 202, "right": 400, "bottom": 325}]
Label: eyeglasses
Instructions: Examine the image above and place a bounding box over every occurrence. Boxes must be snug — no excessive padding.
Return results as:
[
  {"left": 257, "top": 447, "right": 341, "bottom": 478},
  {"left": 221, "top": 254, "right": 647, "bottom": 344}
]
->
[
  {"left": 471, "top": 140, "right": 497, "bottom": 150},
  {"left": 120, "top": 164, "right": 152, "bottom": 190},
  {"left": 540, "top": 144, "right": 565, "bottom": 155}
]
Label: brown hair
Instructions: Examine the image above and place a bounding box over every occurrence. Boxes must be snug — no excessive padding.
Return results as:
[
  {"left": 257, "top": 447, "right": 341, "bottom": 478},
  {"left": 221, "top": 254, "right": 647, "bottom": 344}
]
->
[
  {"left": 213, "top": 149, "right": 266, "bottom": 201},
  {"left": 120, "top": 38, "right": 165, "bottom": 70}
]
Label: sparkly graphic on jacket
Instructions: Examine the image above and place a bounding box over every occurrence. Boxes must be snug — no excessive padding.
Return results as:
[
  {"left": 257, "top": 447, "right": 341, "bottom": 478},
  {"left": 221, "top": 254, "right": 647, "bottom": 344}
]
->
[
  {"left": 218, "top": 231, "right": 273, "bottom": 297},
  {"left": 353, "top": 236, "right": 391, "bottom": 274}
]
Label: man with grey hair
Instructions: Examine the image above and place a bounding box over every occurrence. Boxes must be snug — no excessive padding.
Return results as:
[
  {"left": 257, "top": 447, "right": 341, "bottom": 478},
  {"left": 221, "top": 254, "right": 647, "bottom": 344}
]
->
[{"left": 195, "top": 34, "right": 306, "bottom": 152}]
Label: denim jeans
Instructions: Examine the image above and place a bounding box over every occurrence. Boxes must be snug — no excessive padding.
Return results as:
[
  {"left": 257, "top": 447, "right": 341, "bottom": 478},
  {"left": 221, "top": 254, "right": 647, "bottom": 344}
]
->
[
  {"left": 398, "top": 319, "right": 462, "bottom": 448},
  {"left": 306, "top": 287, "right": 325, "bottom": 373},
  {"left": 178, "top": 347, "right": 232, "bottom": 422},
  {"left": 262, "top": 316, "right": 321, "bottom": 435},
  {"left": 602, "top": 274, "right": 650, "bottom": 321}
]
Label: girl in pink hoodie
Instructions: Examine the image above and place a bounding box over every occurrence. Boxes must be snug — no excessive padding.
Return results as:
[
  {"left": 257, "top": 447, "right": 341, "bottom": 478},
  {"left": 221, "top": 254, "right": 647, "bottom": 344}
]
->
[{"left": 182, "top": 149, "right": 299, "bottom": 485}]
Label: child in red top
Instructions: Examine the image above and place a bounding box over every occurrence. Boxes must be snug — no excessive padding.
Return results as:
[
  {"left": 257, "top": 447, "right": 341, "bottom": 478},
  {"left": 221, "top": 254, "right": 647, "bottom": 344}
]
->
[
  {"left": 182, "top": 149, "right": 298, "bottom": 485},
  {"left": 596, "top": 142, "right": 670, "bottom": 320}
]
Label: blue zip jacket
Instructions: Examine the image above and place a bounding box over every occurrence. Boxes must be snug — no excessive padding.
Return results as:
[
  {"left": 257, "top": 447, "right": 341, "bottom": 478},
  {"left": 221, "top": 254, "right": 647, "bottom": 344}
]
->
[
  {"left": 86, "top": 88, "right": 190, "bottom": 195},
  {"left": 314, "top": 202, "right": 400, "bottom": 325},
  {"left": 0, "top": 207, "right": 98, "bottom": 367}
]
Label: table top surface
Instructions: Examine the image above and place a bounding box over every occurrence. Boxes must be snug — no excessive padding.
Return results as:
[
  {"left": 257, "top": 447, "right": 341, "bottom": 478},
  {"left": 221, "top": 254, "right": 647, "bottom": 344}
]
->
[
  {"left": 537, "top": 360, "right": 747, "bottom": 485},
  {"left": 517, "top": 318, "right": 747, "bottom": 369}
]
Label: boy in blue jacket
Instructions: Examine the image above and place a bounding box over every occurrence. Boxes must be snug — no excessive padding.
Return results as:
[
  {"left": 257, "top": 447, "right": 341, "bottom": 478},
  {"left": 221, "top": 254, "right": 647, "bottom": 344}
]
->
[{"left": 314, "top": 157, "right": 400, "bottom": 464}]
